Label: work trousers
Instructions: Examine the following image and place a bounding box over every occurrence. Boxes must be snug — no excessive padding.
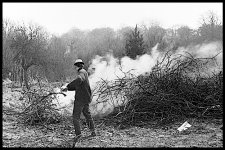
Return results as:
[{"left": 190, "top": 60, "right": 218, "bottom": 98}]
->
[{"left": 73, "top": 100, "right": 95, "bottom": 136}]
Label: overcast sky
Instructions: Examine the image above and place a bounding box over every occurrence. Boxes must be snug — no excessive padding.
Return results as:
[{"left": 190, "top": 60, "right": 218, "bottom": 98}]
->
[{"left": 3, "top": 3, "right": 223, "bottom": 36}]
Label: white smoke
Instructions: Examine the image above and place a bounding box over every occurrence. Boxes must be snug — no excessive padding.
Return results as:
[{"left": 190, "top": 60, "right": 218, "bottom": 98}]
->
[
  {"left": 175, "top": 41, "right": 223, "bottom": 76},
  {"left": 176, "top": 41, "right": 222, "bottom": 61},
  {"left": 53, "top": 41, "right": 223, "bottom": 118},
  {"left": 89, "top": 43, "right": 160, "bottom": 88}
]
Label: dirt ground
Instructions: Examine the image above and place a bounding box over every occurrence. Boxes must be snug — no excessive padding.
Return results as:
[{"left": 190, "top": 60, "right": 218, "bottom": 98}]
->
[{"left": 2, "top": 86, "right": 223, "bottom": 148}]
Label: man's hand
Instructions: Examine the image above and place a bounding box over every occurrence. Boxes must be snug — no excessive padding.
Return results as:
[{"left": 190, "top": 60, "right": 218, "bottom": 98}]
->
[{"left": 61, "top": 86, "right": 68, "bottom": 92}]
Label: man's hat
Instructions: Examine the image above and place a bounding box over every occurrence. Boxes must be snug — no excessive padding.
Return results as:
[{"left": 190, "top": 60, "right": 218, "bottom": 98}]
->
[{"left": 74, "top": 59, "right": 84, "bottom": 66}]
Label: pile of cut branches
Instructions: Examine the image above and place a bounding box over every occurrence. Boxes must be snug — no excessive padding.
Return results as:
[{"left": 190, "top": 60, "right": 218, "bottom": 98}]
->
[
  {"left": 93, "top": 51, "right": 223, "bottom": 127},
  {"left": 3, "top": 81, "right": 66, "bottom": 126}
]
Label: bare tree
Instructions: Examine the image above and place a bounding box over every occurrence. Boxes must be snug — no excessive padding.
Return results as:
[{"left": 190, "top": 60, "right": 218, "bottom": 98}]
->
[
  {"left": 3, "top": 19, "right": 15, "bottom": 79},
  {"left": 176, "top": 26, "right": 195, "bottom": 47},
  {"left": 44, "top": 35, "right": 67, "bottom": 81},
  {"left": 10, "top": 22, "right": 49, "bottom": 90},
  {"left": 141, "top": 24, "right": 166, "bottom": 53},
  {"left": 198, "top": 10, "right": 222, "bottom": 42}
]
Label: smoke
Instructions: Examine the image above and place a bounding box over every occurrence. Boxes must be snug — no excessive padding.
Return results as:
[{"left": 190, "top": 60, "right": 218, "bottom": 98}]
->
[
  {"left": 176, "top": 41, "right": 222, "bottom": 61},
  {"left": 53, "top": 41, "right": 222, "bottom": 119},
  {"left": 88, "top": 43, "right": 160, "bottom": 88},
  {"left": 175, "top": 41, "right": 223, "bottom": 76}
]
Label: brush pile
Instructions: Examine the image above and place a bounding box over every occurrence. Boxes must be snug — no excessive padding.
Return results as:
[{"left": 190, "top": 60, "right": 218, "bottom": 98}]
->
[
  {"left": 94, "top": 51, "right": 223, "bottom": 127},
  {"left": 3, "top": 82, "right": 66, "bottom": 125}
]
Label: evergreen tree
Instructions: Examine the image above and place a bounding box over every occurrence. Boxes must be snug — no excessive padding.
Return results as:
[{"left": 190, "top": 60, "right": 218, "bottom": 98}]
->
[{"left": 125, "top": 25, "right": 145, "bottom": 59}]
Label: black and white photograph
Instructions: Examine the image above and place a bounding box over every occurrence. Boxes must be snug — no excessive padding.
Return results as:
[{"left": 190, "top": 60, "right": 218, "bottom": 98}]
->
[{"left": 2, "top": 2, "right": 223, "bottom": 148}]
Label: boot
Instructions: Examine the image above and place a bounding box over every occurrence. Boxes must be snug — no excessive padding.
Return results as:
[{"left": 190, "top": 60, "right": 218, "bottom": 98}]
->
[
  {"left": 72, "top": 134, "right": 82, "bottom": 147},
  {"left": 74, "top": 134, "right": 82, "bottom": 143}
]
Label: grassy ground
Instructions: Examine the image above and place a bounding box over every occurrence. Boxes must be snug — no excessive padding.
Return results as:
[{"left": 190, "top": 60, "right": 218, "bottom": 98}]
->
[{"left": 2, "top": 86, "right": 223, "bottom": 148}]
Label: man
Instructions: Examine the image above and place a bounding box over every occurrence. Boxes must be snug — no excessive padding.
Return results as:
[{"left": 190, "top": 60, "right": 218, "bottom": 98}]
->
[{"left": 61, "top": 59, "right": 96, "bottom": 142}]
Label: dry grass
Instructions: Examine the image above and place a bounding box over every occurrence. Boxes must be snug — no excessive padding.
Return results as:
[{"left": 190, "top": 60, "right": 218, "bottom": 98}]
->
[{"left": 3, "top": 113, "right": 223, "bottom": 147}]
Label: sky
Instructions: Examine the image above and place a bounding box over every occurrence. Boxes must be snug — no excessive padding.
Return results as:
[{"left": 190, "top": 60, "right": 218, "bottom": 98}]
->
[{"left": 3, "top": 3, "right": 223, "bottom": 36}]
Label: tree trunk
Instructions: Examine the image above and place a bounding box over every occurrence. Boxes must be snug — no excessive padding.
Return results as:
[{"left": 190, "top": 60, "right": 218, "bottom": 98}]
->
[
  {"left": 20, "top": 67, "right": 24, "bottom": 87},
  {"left": 23, "top": 67, "right": 30, "bottom": 90}
]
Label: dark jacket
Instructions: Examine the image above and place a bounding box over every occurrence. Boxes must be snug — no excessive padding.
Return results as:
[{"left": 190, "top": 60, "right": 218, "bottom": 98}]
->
[{"left": 67, "top": 68, "right": 92, "bottom": 104}]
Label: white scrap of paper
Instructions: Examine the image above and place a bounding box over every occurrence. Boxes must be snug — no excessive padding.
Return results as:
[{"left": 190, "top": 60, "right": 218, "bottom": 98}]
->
[{"left": 177, "top": 121, "right": 192, "bottom": 131}]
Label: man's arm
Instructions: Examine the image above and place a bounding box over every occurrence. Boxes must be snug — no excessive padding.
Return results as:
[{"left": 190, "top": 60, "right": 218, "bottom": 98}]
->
[{"left": 66, "top": 76, "right": 83, "bottom": 91}]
